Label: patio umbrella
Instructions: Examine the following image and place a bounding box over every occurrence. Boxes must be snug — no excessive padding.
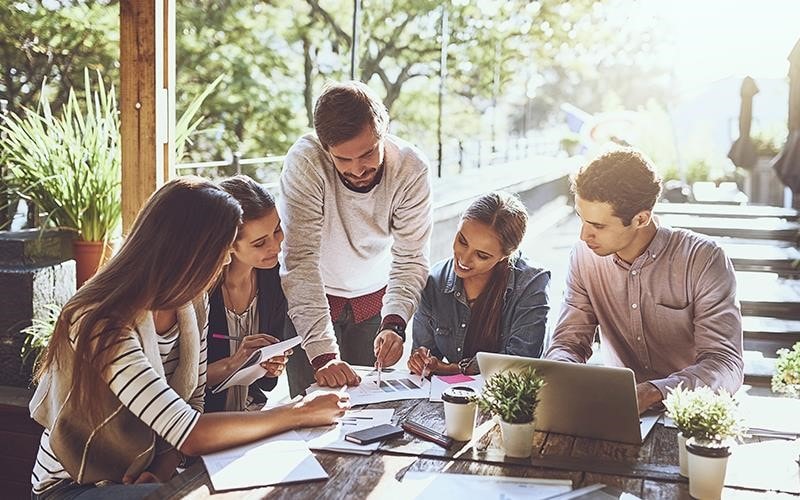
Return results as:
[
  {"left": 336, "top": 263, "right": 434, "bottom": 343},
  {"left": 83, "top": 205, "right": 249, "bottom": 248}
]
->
[
  {"left": 728, "top": 76, "right": 759, "bottom": 169},
  {"left": 772, "top": 39, "right": 800, "bottom": 203}
]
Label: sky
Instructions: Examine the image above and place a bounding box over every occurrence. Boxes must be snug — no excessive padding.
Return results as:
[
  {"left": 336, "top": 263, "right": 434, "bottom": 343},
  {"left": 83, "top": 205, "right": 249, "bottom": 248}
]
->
[{"left": 646, "top": 0, "right": 800, "bottom": 93}]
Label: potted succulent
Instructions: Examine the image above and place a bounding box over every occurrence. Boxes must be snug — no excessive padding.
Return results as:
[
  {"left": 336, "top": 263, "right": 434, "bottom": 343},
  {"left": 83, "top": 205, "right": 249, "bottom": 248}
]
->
[
  {"left": 772, "top": 342, "right": 800, "bottom": 398},
  {"left": 673, "top": 388, "right": 745, "bottom": 500},
  {"left": 475, "top": 368, "right": 545, "bottom": 458},
  {"left": 1, "top": 69, "right": 121, "bottom": 286}
]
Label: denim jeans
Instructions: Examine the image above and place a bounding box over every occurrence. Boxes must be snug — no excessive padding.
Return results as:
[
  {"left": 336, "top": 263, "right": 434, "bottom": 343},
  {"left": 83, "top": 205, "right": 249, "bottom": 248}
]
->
[
  {"left": 285, "top": 304, "right": 381, "bottom": 397},
  {"left": 32, "top": 480, "right": 159, "bottom": 500}
]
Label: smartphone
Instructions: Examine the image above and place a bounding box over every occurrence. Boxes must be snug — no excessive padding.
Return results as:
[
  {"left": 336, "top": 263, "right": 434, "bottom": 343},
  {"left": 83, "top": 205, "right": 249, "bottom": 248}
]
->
[
  {"left": 344, "top": 423, "right": 404, "bottom": 445},
  {"left": 401, "top": 419, "right": 454, "bottom": 449}
]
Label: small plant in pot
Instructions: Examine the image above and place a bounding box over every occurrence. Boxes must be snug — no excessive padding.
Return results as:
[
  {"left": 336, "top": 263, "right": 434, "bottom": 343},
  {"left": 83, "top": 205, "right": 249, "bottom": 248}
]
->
[
  {"left": 771, "top": 342, "right": 800, "bottom": 398},
  {"left": 664, "top": 383, "right": 713, "bottom": 477},
  {"left": 475, "top": 368, "right": 545, "bottom": 458},
  {"left": 676, "top": 388, "right": 745, "bottom": 500}
]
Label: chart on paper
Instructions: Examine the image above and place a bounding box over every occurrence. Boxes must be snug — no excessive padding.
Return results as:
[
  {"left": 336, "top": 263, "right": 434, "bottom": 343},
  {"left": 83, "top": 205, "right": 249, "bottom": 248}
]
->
[{"left": 307, "top": 366, "right": 431, "bottom": 405}]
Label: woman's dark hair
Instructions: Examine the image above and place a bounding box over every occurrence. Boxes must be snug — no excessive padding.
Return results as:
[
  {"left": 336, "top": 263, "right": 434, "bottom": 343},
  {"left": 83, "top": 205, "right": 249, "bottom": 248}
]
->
[
  {"left": 218, "top": 175, "right": 276, "bottom": 227},
  {"left": 460, "top": 192, "right": 528, "bottom": 358}
]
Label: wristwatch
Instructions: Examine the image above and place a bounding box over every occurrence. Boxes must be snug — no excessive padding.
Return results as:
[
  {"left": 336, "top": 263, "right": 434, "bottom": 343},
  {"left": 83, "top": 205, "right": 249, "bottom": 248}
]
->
[{"left": 379, "top": 322, "right": 406, "bottom": 342}]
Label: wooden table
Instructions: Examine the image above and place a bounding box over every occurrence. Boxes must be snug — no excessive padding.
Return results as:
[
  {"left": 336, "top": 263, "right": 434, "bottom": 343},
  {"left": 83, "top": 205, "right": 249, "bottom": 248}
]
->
[
  {"left": 655, "top": 203, "right": 799, "bottom": 221},
  {"left": 152, "top": 397, "right": 799, "bottom": 499}
]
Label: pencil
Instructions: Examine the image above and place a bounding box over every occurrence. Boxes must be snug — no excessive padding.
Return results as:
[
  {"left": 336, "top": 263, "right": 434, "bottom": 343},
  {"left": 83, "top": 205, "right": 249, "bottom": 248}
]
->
[{"left": 212, "top": 333, "right": 244, "bottom": 341}]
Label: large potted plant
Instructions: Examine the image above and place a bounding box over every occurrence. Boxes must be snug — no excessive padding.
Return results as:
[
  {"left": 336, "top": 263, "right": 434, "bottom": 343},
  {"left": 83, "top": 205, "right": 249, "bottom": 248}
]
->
[
  {"left": 677, "top": 388, "right": 745, "bottom": 500},
  {"left": 772, "top": 342, "right": 800, "bottom": 398},
  {"left": 475, "top": 368, "right": 545, "bottom": 458},
  {"left": 1, "top": 69, "right": 121, "bottom": 286}
]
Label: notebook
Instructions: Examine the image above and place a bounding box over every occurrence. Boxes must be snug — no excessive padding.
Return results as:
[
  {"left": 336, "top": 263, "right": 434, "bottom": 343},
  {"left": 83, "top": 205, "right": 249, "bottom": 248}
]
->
[{"left": 477, "top": 352, "right": 660, "bottom": 444}]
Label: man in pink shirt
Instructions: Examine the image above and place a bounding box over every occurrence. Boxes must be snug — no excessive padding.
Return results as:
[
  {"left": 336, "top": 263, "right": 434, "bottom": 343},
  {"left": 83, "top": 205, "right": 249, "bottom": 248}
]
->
[{"left": 546, "top": 149, "right": 744, "bottom": 414}]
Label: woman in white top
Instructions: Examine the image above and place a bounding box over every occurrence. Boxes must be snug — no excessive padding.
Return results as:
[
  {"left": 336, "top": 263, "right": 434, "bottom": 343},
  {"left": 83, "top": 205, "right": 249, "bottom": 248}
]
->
[{"left": 30, "top": 177, "right": 348, "bottom": 499}]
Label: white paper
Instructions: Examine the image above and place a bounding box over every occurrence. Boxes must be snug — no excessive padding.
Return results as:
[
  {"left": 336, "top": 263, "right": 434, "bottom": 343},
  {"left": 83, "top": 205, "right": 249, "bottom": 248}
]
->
[
  {"left": 724, "top": 439, "right": 800, "bottom": 494},
  {"left": 201, "top": 431, "right": 327, "bottom": 491},
  {"left": 399, "top": 472, "right": 573, "bottom": 499},
  {"left": 738, "top": 395, "right": 800, "bottom": 436},
  {"left": 307, "top": 366, "right": 431, "bottom": 405},
  {"left": 211, "top": 336, "right": 302, "bottom": 393},
  {"left": 429, "top": 374, "right": 484, "bottom": 402},
  {"left": 296, "top": 408, "right": 395, "bottom": 455}
]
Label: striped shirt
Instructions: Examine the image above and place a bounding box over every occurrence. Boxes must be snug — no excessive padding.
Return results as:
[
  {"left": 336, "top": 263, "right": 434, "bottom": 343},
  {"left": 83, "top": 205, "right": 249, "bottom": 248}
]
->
[{"left": 32, "top": 319, "right": 207, "bottom": 494}]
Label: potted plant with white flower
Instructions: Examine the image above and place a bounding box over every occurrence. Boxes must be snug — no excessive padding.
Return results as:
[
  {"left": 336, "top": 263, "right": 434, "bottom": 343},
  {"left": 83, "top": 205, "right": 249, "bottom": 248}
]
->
[
  {"left": 674, "top": 388, "right": 745, "bottom": 500},
  {"left": 475, "top": 368, "right": 545, "bottom": 458},
  {"left": 772, "top": 342, "right": 800, "bottom": 398}
]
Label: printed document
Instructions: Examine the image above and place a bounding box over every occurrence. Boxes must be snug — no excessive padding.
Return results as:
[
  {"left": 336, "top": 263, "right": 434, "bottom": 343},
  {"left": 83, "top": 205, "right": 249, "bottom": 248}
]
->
[{"left": 211, "top": 336, "right": 302, "bottom": 393}]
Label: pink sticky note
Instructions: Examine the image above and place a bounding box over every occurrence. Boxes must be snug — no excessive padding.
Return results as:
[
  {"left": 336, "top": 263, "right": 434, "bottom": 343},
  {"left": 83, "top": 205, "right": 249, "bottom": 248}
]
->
[{"left": 438, "top": 374, "right": 475, "bottom": 384}]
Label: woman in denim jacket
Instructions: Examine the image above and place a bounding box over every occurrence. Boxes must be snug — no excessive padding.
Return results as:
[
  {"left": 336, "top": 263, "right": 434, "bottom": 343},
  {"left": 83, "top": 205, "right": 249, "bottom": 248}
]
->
[{"left": 408, "top": 192, "right": 550, "bottom": 376}]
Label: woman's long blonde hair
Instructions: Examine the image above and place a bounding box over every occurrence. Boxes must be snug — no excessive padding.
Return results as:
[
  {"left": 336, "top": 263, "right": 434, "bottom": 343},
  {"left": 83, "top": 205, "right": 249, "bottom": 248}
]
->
[{"left": 36, "top": 176, "right": 242, "bottom": 415}]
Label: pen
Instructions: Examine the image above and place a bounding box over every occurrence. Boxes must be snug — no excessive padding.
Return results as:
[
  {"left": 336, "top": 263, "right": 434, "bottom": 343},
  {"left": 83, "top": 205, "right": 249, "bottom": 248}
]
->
[
  {"left": 212, "top": 333, "right": 244, "bottom": 341},
  {"left": 376, "top": 361, "right": 382, "bottom": 387},
  {"left": 420, "top": 347, "right": 431, "bottom": 384}
]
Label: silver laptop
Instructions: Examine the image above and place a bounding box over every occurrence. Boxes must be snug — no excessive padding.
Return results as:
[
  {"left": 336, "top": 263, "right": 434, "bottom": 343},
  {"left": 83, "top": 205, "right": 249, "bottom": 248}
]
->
[{"left": 476, "top": 352, "right": 660, "bottom": 445}]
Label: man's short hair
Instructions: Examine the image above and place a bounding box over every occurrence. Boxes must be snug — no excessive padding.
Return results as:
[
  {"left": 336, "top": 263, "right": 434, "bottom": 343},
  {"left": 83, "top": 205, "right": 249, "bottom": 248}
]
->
[
  {"left": 571, "top": 148, "right": 663, "bottom": 226},
  {"left": 313, "top": 80, "right": 389, "bottom": 149}
]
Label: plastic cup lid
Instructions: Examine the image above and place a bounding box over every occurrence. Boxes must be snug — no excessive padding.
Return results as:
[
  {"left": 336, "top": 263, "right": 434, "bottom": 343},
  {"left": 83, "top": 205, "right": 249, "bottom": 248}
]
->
[{"left": 442, "top": 385, "right": 477, "bottom": 404}]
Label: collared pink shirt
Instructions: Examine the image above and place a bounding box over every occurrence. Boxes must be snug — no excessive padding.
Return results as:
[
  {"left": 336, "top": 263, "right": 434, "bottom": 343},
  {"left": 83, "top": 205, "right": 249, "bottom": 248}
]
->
[{"left": 546, "top": 225, "right": 744, "bottom": 397}]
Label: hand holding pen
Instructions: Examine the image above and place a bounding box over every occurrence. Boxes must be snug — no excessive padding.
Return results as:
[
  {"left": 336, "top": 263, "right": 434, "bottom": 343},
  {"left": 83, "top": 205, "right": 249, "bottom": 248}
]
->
[{"left": 407, "top": 346, "right": 436, "bottom": 382}]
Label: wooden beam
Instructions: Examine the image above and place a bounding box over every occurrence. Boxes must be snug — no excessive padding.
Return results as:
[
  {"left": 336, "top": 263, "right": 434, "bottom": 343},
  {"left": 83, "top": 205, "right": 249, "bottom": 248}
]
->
[{"left": 120, "top": 0, "right": 175, "bottom": 233}]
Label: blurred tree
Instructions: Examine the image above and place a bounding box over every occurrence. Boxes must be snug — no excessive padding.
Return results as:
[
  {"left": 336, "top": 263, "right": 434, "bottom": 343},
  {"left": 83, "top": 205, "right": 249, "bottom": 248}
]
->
[{"left": 0, "top": 0, "right": 119, "bottom": 118}]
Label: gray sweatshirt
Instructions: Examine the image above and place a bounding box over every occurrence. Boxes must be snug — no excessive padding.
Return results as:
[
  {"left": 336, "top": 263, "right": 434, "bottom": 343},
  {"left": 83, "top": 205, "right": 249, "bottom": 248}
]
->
[{"left": 279, "top": 133, "right": 433, "bottom": 361}]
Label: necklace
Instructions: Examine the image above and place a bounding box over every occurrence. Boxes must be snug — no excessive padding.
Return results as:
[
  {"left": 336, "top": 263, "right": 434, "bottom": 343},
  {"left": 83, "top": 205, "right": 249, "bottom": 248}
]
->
[{"left": 222, "top": 270, "right": 257, "bottom": 315}]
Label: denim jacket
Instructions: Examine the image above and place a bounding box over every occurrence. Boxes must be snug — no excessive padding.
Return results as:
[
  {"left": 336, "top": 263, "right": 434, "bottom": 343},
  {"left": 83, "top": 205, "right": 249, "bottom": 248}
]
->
[{"left": 412, "top": 252, "right": 550, "bottom": 369}]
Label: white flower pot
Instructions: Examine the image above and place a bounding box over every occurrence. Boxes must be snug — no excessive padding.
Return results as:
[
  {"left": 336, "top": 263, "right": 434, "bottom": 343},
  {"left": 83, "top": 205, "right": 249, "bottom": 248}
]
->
[
  {"left": 498, "top": 419, "right": 536, "bottom": 458},
  {"left": 677, "top": 432, "right": 688, "bottom": 477},
  {"left": 686, "top": 438, "right": 731, "bottom": 500}
]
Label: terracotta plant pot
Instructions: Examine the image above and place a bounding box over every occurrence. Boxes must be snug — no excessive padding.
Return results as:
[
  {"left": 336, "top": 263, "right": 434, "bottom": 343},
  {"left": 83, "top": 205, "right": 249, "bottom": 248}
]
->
[{"left": 73, "top": 240, "right": 113, "bottom": 287}]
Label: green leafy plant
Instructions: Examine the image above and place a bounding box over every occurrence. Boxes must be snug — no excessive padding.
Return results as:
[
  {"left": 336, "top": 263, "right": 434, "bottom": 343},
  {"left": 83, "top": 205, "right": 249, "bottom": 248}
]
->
[
  {"left": 664, "top": 385, "right": 746, "bottom": 442},
  {"left": 20, "top": 303, "right": 61, "bottom": 367},
  {"left": 175, "top": 74, "right": 224, "bottom": 163},
  {"left": 0, "top": 69, "right": 120, "bottom": 242},
  {"left": 475, "top": 368, "right": 545, "bottom": 424},
  {"left": 772, "top": 342, "right": 800, "bottom": 398}
]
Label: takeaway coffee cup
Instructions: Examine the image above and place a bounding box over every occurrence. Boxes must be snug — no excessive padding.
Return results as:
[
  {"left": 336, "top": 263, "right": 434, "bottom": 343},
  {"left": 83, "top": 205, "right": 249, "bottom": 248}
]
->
[{"left": 442, "top": 386, "right": 477, "bottom": 441}]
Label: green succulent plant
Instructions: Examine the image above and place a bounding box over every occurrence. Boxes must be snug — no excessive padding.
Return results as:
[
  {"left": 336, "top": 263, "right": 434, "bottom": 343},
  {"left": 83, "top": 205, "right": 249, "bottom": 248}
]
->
[{"left": 475, "top": 368, "right": 545, "bottom": 424}]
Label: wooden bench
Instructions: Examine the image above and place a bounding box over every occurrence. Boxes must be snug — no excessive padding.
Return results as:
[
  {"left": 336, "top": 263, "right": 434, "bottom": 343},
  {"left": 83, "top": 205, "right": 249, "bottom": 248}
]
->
[
  {"left": 742, "top": 316, "right": 800, "bottom": 356},
  {"left": 720, "top": 242, "right": 800, "bottom": 276},
  {"left": 0, "top": 387, "right": 41, "bottom": 499},
  {"left": 655, "top": 202, "right": 799, "bottom": 221},
  {"left": 737, "top": 272, "right": 800, "bottom": 320},
  {"left": 660, "top": 214, "right": 800, "bottom": 242}
]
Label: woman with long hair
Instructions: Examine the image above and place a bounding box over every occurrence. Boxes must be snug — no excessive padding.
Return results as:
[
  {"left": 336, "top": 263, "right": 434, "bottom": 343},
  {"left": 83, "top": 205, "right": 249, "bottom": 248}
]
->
[
  {"left": 206, "top": 175, "right": 291, "bottom": 412},
  {"left": 408, "top": 191, "right": 550, "bottom": 376},
  {"left": 30, "top": 177, "right": 348, "bottom": 499}
]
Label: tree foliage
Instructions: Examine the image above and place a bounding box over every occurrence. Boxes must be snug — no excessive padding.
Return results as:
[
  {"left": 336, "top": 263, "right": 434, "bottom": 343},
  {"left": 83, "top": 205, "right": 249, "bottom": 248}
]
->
[
  {"left": 0, "top": 0, "right": 119, "bottom": 118},
  {"left": 2, "top": 0, "right": 672, "bottom": 171}
]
